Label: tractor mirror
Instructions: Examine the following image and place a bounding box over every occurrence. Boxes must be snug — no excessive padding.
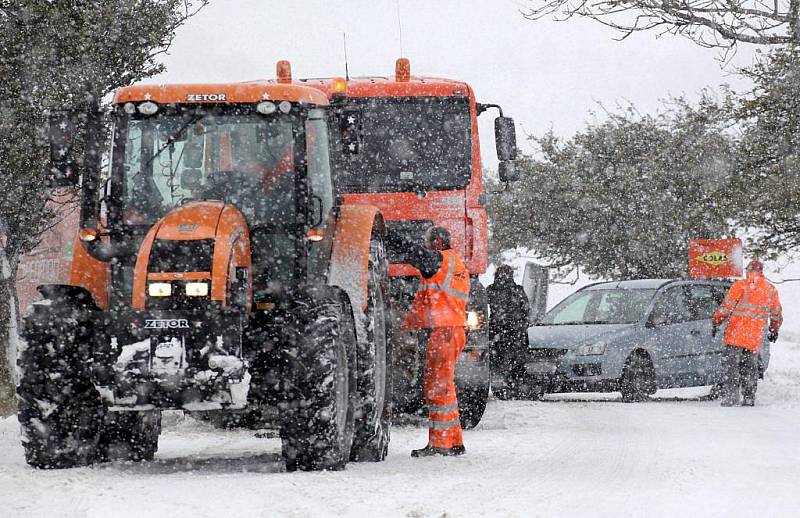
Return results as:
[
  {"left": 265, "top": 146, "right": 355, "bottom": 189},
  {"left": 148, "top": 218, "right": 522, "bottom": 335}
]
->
[
  {"left": 495, "top": 116, "right": 517, "bottom": 162},
  {"left": 47, "top": 111, "right": 81, "bottom": 187},
  {"left": 498, "top": 161, "right": 518, "bottom": 182},
  {"left": 339, "top": 108, "right": 363, "bottom": 155}
]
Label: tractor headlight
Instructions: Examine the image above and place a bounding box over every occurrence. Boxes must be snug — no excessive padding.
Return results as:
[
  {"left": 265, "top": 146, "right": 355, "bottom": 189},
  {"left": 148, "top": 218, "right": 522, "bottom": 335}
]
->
[
  {"left": 148, "top": 282, "right": 172, "bottom": 297},
  {"left": 466, "top": 310, "right": 482, "bottom": 331},
  {"left": 185, "top": 282, "right": 209, "bottom": 297},
  {"left": 576, "top": 343, "right": 607, "bottom": 356}
]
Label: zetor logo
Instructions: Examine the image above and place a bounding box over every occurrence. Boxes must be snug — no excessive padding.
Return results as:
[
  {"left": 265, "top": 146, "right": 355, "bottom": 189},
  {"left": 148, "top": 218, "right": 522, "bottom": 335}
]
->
[
  {"left": 697, "top": 251, "right": 730, "bottom": 266},
  {"left": 186, "top": 93, "right": 226, "bottom": 102},
  {"left": 144, "top": 319, "right": 190, "bottom": 330}
]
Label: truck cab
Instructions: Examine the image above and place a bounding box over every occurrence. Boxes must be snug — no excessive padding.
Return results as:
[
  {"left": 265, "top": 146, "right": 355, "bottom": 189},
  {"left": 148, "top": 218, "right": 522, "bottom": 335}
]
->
[{"left": 300, "top": 59, "right": 519, "bottom": 427}]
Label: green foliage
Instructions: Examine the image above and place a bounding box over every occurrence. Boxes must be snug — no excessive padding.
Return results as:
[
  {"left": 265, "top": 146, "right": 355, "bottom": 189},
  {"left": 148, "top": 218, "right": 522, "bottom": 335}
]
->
[
  {"left": 0, "top": 1, "right": 208, "bottom": 259},
  {"left": 490, "top": 98, "right": 736, "bottom": 279}
]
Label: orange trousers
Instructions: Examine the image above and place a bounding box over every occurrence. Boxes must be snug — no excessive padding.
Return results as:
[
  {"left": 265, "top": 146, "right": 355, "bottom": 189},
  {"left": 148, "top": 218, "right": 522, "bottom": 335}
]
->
[{"left": 423, "top": 326, "right": 466, "bottom": 448}]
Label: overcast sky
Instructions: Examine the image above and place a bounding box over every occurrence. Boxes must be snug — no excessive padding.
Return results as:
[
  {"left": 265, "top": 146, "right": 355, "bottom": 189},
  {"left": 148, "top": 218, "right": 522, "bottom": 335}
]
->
[{"left": 154, "top": 0, "right": 757, "bottom": 163}]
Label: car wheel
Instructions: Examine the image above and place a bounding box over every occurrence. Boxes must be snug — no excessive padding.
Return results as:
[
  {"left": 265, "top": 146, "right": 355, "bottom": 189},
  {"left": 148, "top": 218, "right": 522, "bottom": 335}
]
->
[{"left": 620, "top": 351, "right": 655, "bottom": 403}]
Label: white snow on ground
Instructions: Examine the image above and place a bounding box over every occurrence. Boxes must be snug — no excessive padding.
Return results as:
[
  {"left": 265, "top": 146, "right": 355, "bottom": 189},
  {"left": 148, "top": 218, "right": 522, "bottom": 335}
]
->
[{"left": 1, "top": 340, "right": 798, "bottom": 518}]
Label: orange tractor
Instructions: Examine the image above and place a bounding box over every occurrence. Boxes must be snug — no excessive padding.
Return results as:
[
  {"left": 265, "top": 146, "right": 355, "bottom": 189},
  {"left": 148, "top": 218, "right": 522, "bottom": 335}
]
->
[
  {"left": 16, "top": 62, "right": 391, "bottom": 471},
  {"left": 300, "top": 59, "right": 519, "bottom": 428}
]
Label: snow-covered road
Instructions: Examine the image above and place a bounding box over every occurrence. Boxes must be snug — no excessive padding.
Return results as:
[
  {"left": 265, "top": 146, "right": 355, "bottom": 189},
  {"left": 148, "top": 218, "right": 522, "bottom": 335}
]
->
[{"left": 2, "top": 341, "right": 799, "bottom": 518}]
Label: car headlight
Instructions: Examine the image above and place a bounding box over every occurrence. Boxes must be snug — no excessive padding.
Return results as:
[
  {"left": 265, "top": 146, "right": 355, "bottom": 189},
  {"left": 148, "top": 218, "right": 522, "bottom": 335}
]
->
[
  {"left": 466, "top": 310, "right": 482, "bottom": 331},
  {"left": 185, "top": 282, "right": 209, "bottom": 297},
  {"left": 576, "top": 343, "right": 607, "bottom": 356},
  {"left": 148, "top": 282, "right": 172, "bottom": 297}
]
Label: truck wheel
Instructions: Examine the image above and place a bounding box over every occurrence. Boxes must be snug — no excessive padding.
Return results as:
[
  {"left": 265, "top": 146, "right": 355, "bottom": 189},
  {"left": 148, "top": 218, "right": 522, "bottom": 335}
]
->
[
  {"left": 280, "top": 293, "right": 357, "bottom": 471},
  {"left": 103, "top": 410, "right": 161, "bottom": 462},
  {"left": 458, "top": 382, "right": 489, "bottom": 429},
  {"left": 620, "top": 351, "right": 655, "bottom": 403},
  {"left": 350, "top": 238, "right": 392, "bottom": 462},
  {"left": 16, "top": 302, "right": 105, "bottom": 469}
]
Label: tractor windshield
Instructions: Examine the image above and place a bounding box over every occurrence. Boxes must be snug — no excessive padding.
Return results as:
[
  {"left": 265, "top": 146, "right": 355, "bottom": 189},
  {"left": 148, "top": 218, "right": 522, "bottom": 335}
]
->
[
  {"left": 334, "top": 96, "right": 471, "bottom": 192},
  {"left": 115, "top": 107, "right": 297, "bottom": 228}
]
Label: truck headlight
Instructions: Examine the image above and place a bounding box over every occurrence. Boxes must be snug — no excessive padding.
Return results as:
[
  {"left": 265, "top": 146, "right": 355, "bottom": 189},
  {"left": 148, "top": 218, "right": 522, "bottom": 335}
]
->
[
  {"left": 148, "top": 282, "right": 172, "bottom": 297},
  {"left": 185, "top": 282, "right": 209, "bottom": 297},
  {"left": 466, "top": 311, "right": 482, "bottom": 331},
  {"left": 576, "top": 343, "right": 607, "bottom": 356}
]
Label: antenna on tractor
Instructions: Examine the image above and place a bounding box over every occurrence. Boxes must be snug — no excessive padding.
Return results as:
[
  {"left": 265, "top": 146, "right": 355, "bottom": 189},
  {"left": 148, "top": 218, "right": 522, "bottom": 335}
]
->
[
  {"left": 343, "top": 32, "right": 350, "bottom": 81},
  {"left": 396, "top": 0, "right": 404, "bottom": 57}
]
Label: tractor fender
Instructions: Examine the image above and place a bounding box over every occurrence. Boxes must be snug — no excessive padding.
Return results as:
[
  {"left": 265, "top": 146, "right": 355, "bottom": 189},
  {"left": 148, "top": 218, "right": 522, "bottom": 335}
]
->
[{"left": 328, "top": 205, "right": 384, "bottom": 312}]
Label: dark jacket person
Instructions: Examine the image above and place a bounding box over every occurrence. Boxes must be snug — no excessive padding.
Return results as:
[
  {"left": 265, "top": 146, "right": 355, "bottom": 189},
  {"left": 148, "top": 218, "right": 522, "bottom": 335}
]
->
[{"left": 487, "top": 265, "right": 530, "bottom": 390}]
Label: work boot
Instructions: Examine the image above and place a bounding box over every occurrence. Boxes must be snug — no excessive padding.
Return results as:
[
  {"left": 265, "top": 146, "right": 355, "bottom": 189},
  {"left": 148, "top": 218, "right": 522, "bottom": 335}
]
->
[
  {"left": 411, "top": 445, "right": 466, "bottom": 457},
  {"left": 411, "top": 445, "right": 441, "bottom": 458},
  {"left": 442, "top": 445, "right": 466, "bottom": 456}
]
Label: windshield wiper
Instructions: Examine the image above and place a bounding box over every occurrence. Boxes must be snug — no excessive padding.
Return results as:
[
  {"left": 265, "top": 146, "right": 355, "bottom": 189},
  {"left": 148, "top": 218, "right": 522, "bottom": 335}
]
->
[{"left": 141, "top": 112, "right": 205, "bottom": 172}]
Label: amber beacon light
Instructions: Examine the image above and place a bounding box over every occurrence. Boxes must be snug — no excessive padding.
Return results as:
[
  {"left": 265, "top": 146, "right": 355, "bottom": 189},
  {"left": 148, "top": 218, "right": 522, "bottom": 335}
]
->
[
  {"left": 276, "top": 60, "right": 292, "bottom": 84},
  {"left": 395, "top": 58, "right": 411, "bottom": 82}
]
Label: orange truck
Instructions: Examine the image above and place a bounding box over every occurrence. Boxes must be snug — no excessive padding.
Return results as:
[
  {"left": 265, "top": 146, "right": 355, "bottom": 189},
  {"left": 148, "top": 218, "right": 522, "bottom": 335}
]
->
[
  {"left": 299, "top": 59, "right": 519, "bottom": 428},
  {"left": 15, "top": 63, "right": 392, "bottom": 471}
]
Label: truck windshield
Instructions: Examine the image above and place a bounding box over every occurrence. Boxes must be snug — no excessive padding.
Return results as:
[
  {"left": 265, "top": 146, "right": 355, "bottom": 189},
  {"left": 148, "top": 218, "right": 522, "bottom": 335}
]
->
[
  {"left": 540, "top": 288, "right": 658, "bottom": 325},
  {"left": 116, "top": 107, "right": 296, "bottom": 228},
  {"left": 334, "top": 97, "right": 471, "bottom": 192}
]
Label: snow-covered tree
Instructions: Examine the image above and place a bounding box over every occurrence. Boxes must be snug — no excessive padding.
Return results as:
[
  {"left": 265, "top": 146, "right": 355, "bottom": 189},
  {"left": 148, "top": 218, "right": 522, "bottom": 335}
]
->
[
  {"left": 490, "top": 97, "right": 736, "bottom": 279},
  {"left": 521, "top": 0, "right": 800, "bottom": 52},
  {"left": 0, "top": 0, "right": 208, "bottom": 413},
  {"left": 731, "top": 49, "right": 800, "bottom": 256}
]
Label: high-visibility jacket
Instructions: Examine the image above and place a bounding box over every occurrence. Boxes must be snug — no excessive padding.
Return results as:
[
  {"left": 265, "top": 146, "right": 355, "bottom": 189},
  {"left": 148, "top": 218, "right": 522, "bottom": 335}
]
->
[
  {"left": 403, "top": 249, "right": 470, "bottom": 329},
  {"left": 712, "top": 272, "right": 782, "bottom": 351}
]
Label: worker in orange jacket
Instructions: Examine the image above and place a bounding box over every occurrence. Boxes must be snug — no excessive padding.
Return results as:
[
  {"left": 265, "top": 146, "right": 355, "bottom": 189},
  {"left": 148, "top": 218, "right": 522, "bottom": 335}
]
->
[
  {"left": 712, "top": 260, "right": 782, "bottom": 406},
  {"left": 392, "top": 226, "right": 470, "bottom": 457}
]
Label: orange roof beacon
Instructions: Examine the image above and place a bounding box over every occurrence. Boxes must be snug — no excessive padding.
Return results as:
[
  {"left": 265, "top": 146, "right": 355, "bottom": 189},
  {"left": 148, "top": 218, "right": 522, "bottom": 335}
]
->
[
  {"left": 15, "top": 61, "right": 392, "bottom": 471},
  {"left": 296, "top": 58, "right": 520, "bottom": 429}
]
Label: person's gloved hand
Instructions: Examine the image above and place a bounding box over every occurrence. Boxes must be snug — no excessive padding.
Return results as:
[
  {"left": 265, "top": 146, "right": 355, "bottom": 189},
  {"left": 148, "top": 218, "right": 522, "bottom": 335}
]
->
[
  {"left": 768, "top": 330, "right": 779, "bottom": 343},
  {"left": 711, "top": 324, "right": 718, "bottom": 338}
]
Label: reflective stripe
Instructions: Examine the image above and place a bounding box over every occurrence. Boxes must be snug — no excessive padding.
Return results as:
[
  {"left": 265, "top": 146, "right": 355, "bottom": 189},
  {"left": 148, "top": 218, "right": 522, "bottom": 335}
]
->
[
  {"left": 429, "top": 417, "right": 460, "bottom": 430},
  {"left": 727, "top": 309, "right": 769, "bottom": 321},
  {"left": 429, "top": 403, "right": 459, "bottom": 414}
]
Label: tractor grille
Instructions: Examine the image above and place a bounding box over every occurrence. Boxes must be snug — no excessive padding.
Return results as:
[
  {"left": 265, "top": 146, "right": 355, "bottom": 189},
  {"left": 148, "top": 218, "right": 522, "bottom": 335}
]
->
[{"left": 149, "top": 239, "right": 214, "bottom": 273}]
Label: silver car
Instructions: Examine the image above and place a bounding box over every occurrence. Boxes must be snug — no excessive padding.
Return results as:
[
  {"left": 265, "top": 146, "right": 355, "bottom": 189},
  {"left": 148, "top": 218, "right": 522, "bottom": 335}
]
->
[{"left": 524, "top": 279, "right": 771, "bottom": 401}]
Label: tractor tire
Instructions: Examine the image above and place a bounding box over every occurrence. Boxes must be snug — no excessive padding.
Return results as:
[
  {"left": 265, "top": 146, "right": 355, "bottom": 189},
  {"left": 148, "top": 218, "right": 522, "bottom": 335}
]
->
[
  {"left": 458, "top": 382, "right": 489, "bottom": 430},
  {"left": 350, "top": 238, "right": 392, "bottom": 462},
  {"left": 620, "top": 351, "right": 656, "bottom": 403},
  {"left": 16, "top": 299, "right": 105, "bottom": 469},
  {"left": 279, "top": 291, "right": 357, "bottom": 471},
  {"left": 102, "top": 410, "right": 161, "bottom": 462}
]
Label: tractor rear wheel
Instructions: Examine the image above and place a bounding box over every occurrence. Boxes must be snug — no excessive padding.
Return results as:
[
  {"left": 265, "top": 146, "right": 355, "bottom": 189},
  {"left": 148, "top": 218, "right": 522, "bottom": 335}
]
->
[
  {"left": 350, "top": 238, "right": 392, "bottom": 462},
  {"left": 280, "top": 291, "right": 357, "bottom": 471},
  {"left": 16, "top": 300, "right": 105, "bottom": 469}
]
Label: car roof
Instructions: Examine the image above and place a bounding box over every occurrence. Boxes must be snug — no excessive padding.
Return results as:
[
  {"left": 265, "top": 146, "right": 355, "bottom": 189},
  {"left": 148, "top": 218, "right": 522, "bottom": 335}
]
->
[{"left": 582, "top": 278, "right": 732, "bottom": 291}]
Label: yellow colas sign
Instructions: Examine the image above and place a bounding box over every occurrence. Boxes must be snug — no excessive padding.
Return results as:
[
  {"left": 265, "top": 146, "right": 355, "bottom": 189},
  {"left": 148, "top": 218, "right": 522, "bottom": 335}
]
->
[{"left": 697, "top": 251, "right": 730, "bottom": 266}]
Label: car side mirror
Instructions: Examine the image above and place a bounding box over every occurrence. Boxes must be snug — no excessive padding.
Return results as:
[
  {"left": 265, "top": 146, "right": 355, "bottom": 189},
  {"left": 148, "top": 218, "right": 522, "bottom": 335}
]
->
[
  {"left": 47, "top": 111, "right": 81, "bottom": 187},
  {"left": 495, "top": 116, "right": 517, "bottom": 162}
]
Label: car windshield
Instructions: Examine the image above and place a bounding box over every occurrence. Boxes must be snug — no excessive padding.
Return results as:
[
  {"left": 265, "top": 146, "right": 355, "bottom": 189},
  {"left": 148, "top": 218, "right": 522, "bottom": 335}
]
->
[
  {"left": 116, "top": 107, "right": 297, "bottom": 228},
  {"left": 540, "top": 288, "right": 657, "bottom": 325},
  {"left": 333, "top": 96, "right": 471, "bottom": 192}
]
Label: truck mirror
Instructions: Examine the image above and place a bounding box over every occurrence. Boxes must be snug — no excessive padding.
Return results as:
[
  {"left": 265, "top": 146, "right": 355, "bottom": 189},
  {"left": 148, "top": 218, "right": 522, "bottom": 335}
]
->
[
  {"left": 47, "top": 111, "right": 80, "bottom": 187},
  {"left": 498, "top": 160, "right": 518, "bottom": 182},
  {"left": 339, "top": 108, "right": 363, "bottom": 155},
  {"left": 495, "top": 116, "right": 517, "bottom": 162}
]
